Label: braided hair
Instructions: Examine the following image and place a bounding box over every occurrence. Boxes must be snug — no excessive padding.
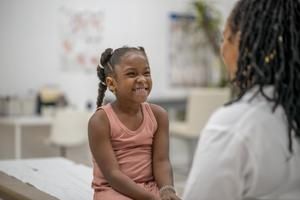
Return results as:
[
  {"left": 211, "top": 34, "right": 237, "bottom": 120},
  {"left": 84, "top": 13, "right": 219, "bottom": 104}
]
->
[
  {"left": 228, "top": 0, "right": 300, "bottom": 152},
  {"left": 96, "top": 46, "right": 147, "bottom": 107}
]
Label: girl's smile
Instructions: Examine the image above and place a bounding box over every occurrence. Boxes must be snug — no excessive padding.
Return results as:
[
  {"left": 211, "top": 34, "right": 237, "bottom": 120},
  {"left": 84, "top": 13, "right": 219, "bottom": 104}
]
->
[{"left": 133, "top": 86, "right": 149, "bottom": 97}]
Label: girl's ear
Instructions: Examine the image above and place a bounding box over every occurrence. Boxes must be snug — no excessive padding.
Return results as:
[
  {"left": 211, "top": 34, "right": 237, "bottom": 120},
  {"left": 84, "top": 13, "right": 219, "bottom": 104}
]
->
[{"left": 106, "top": 77, "right": 116, "bottom": 93}]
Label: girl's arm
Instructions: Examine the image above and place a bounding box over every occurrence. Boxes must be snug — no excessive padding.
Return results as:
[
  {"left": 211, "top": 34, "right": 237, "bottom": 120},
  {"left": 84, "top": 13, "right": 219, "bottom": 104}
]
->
[
  {"left": 150, "top": 104, "right": 181, "bottom": 200},
  {"left": 88, "top": 110, "right": 158, "bottom": 200}
]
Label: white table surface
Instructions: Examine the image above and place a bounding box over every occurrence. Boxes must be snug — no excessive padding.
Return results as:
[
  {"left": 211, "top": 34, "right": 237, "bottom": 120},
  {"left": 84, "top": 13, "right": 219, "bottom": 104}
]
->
[
  {"left": 0, "top": 157, "right": 93, "bottom": 200},
  {"left": 0, "top": 116, "right": 52, "bottom": 159}
]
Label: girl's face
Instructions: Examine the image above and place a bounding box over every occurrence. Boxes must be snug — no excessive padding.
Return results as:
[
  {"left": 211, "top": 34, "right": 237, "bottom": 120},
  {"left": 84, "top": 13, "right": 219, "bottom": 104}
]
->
[
  {"left": 108, "top": 51, "right": 152, "bottom": 104},
  {"left": 220, "top": 21, "right": 240, "bottom": 80}
]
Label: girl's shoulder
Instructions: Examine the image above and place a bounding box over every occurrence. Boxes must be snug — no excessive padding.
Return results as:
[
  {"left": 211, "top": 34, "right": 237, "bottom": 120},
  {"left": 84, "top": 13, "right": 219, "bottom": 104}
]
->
[
  {"left": 90, "top": 108, "right": 108, "bottom": 122},
  {"left": 147, "top": 103, "right": 168, "bottom": 121},
  {"left": 91, "top": 103, "right": 113, "bottom": 123},
  {"left": 88, "top": 107, "right": 110, "bottom": 136}
]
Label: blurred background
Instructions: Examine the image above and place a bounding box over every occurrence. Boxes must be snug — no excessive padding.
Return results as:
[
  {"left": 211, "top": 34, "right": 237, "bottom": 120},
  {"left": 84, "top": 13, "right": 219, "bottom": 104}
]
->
[{"left": 0, "top": 0, "right": 237, "bottom": 196}]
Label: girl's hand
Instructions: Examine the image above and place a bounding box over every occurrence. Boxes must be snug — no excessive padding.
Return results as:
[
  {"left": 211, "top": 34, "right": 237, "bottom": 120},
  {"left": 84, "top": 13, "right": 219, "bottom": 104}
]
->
[{"left": 160, "top": 190, "right": 181, "bottom": 200}]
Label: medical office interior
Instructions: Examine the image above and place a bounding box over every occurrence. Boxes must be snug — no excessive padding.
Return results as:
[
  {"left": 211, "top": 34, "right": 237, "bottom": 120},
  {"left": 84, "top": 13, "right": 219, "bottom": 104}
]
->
[{"left": 0, "top": 0, "right": 236, "bottom": 199}]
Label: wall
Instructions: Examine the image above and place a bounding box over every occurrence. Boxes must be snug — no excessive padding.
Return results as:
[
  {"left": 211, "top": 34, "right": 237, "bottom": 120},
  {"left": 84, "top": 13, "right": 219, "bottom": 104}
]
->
[{"left": 0, "top": 0, "right": 237, "bottom": 109}]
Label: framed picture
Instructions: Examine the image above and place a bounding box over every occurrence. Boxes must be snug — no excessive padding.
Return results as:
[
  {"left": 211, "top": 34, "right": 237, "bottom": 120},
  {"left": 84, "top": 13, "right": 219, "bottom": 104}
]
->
[
  {"left": 168, "top": 12, "right": 217, "bottom": 87},
  {"left": 59, "top": 7, "right": 104, "bottom": 72}
]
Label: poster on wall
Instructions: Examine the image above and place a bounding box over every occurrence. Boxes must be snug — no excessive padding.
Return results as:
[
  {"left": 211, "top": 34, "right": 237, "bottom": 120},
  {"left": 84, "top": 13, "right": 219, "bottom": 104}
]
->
[
  {"left": 168, "top": 12, "right": 217, "bottom": 87},
  {"left": 59, "top": 7, "right": 104, "bottom": 72}
]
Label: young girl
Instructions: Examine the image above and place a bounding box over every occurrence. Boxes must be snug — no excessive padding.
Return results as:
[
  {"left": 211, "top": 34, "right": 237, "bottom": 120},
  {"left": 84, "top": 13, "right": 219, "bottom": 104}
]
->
[
  {"left": 183, "top": 0, "right": 300, "bottom": 199},
  {"left": 88, "top": 46, "right": 181, "bottom": 200}
]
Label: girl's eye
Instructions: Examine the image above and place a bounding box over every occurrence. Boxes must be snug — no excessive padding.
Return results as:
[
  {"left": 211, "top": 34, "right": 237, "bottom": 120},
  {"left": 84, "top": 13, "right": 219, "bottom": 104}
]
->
[
  {"left": 144, "top": 71, "right": 151, "bottom": 76},
  {"left": 127, "top": 72, "right": 136, "bottom": 76}
]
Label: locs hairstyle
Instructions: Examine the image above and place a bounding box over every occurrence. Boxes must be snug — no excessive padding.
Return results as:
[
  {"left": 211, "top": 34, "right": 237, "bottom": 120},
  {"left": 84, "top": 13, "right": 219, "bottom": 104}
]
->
[{"left": 228, "top": 0, "right": 300, "bottom": 152}]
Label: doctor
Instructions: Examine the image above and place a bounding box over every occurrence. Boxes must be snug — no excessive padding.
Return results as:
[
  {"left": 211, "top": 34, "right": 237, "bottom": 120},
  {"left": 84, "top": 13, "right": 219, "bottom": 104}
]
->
[{"left": 183, "top": 0, "right": 300, "bottom": 199}]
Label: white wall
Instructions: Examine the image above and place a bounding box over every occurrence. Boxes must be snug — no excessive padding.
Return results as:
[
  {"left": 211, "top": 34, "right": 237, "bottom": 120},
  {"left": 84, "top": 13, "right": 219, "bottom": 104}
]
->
[{"left": 0, "top": 0, "right": 236, "bottom": 109}]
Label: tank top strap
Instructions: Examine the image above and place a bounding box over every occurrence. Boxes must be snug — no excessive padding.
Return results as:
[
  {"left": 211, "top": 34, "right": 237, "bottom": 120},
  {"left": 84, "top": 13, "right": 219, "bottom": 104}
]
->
[
  {"left": 99, "top": 103, "right": 118, "bottom": 126},
  {"left": 142, "top": 102, "right": 158, "bottom": 132},
  {"left": 94, "top": 104, "right": 119, "bottom": 136}
]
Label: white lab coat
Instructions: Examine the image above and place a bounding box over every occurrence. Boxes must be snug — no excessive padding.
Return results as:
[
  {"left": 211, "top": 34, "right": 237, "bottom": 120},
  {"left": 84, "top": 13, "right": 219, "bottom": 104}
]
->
[{"left": 183, "top": 86, "right": 300, "bottom": 200}]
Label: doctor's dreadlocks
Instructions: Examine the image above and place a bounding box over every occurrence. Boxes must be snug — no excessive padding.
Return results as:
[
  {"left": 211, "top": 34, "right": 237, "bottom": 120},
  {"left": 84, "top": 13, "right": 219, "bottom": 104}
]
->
[{"left": 228, "top": 0, "right": 300, "bottom": 152}]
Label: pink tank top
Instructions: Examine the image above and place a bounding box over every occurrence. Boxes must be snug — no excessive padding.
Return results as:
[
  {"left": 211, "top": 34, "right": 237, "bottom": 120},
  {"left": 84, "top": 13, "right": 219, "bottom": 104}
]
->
[{"left": 92, "top": 102, "right": 158, "bottom": 190}]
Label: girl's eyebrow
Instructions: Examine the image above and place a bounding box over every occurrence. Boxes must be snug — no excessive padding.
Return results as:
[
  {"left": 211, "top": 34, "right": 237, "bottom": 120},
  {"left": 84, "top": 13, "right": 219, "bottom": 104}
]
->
[
  {"left": 123, "top": 67, "right": 136, "bottom": 72},
  {"left": 123, "top": 66, "right": 150, "bottom": 71}
]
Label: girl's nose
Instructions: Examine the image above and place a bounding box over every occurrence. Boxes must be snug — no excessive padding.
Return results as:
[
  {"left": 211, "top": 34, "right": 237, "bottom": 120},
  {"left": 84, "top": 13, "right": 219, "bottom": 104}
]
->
[{"left": 137, "top": 75, "right": 146, "bottom": 82}]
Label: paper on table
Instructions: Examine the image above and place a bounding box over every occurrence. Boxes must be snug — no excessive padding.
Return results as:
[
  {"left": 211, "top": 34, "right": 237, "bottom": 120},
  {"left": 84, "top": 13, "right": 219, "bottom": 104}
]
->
[{"left": 0, "top": 157, "right": 93, "bottom": 200}]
